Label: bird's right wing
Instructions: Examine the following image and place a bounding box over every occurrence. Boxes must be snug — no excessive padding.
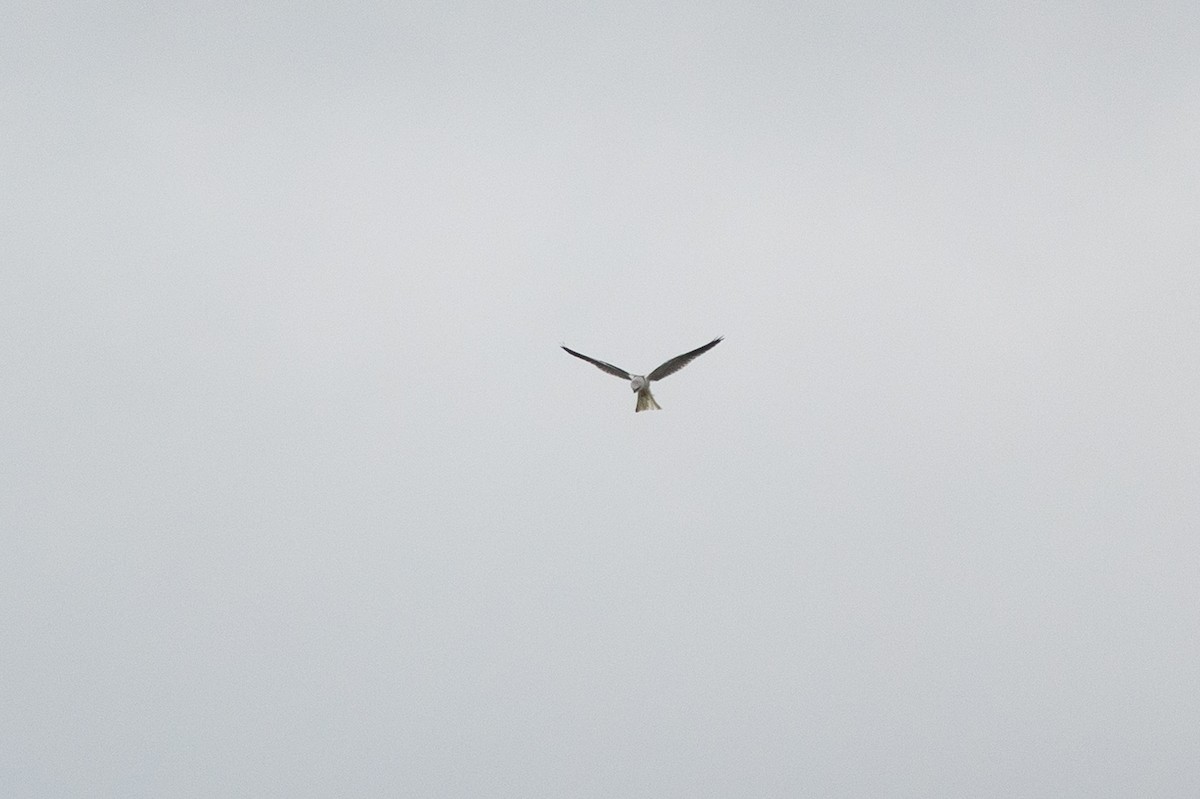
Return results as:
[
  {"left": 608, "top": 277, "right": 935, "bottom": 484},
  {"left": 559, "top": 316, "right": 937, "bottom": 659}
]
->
[
  {"left": 561, "top": 346, "right": 632, "bottom": 380},
  {"left": 646, "top": 336, "right": 723, "bottom": 381}
]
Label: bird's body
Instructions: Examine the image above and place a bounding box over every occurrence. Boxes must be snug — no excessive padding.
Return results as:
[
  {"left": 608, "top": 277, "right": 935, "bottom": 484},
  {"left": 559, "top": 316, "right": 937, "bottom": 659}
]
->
[{"left": 561, "top": 337, "right": 723, "bottom": 412}]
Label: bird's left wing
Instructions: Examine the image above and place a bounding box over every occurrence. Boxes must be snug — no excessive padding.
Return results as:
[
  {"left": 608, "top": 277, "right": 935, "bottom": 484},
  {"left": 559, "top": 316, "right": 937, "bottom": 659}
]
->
[
  {"left": 646, "top": 336, "right": 723, "bottom": 381},
  {"left": 561, "top": 346, "right": 632, "bottom": 380}
]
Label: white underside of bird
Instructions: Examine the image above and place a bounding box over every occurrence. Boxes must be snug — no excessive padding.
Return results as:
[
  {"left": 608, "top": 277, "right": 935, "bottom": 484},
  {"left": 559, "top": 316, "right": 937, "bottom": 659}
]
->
[
  {"left": 562, "top": 337, "right": 722, "bottom": 412},
  {"left": 630, "top": 375, "right": 661, "bottom": 412}
]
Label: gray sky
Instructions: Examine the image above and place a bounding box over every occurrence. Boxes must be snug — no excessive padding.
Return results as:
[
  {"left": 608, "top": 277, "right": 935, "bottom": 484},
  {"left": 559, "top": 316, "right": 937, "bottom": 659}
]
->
[{"left": 4, "top": 1, "right": 1199, "bottom": 796}]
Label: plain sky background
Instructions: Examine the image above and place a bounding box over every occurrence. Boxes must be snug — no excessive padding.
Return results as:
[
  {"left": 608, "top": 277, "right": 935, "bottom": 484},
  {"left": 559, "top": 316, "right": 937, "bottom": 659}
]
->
[{"left": 4, "top": 1, "right": 1199, "bottom": 796}]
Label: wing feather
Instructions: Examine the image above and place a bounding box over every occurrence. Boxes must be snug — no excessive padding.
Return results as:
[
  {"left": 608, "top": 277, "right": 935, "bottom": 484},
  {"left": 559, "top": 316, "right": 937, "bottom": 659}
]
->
[
  {"left": 561, "top": 346, "right": 632, "bottom": 380},
  {"left": 646, "top": 336, "right": 723, "bottom": 381}
]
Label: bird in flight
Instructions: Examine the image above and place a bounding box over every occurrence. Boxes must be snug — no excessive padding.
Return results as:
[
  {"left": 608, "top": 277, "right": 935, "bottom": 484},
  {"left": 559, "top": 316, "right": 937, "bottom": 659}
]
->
[{"left": 561, "top": 336, "right": 723, "bottom": 412}]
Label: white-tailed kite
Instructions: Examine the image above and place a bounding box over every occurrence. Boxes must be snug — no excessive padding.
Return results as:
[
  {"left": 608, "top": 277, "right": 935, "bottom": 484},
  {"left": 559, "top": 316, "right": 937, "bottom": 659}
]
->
[{"left": 561, "top": 336, "right": 723, "bottom": 412}]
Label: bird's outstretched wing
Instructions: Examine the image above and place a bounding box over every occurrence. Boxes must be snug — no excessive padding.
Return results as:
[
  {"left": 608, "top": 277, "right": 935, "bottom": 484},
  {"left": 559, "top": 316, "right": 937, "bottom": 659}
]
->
[
  {"left": 561, "top": 346, "right": 632, "bottom": 380},
  {"left": 646, "top": 337, "right": 723, "bottom": 381}
]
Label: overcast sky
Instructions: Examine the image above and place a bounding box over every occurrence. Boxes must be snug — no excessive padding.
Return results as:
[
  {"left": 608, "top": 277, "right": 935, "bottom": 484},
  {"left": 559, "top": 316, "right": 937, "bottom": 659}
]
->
[{"left": 4, "top": 1, "right": 1199, "bottom": 796}]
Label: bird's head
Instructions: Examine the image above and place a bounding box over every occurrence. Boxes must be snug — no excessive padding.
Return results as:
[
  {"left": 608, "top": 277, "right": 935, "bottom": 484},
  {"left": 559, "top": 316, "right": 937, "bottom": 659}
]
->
[{"left": 630, "top": 376, "right": 646, "bottom": 392}]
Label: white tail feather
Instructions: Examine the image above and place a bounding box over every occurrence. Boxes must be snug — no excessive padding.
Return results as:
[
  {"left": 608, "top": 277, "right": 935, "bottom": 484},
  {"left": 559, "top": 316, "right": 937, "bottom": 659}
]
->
[{"left": 635, "top": 387, "right": 661, "bottom": 412}]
